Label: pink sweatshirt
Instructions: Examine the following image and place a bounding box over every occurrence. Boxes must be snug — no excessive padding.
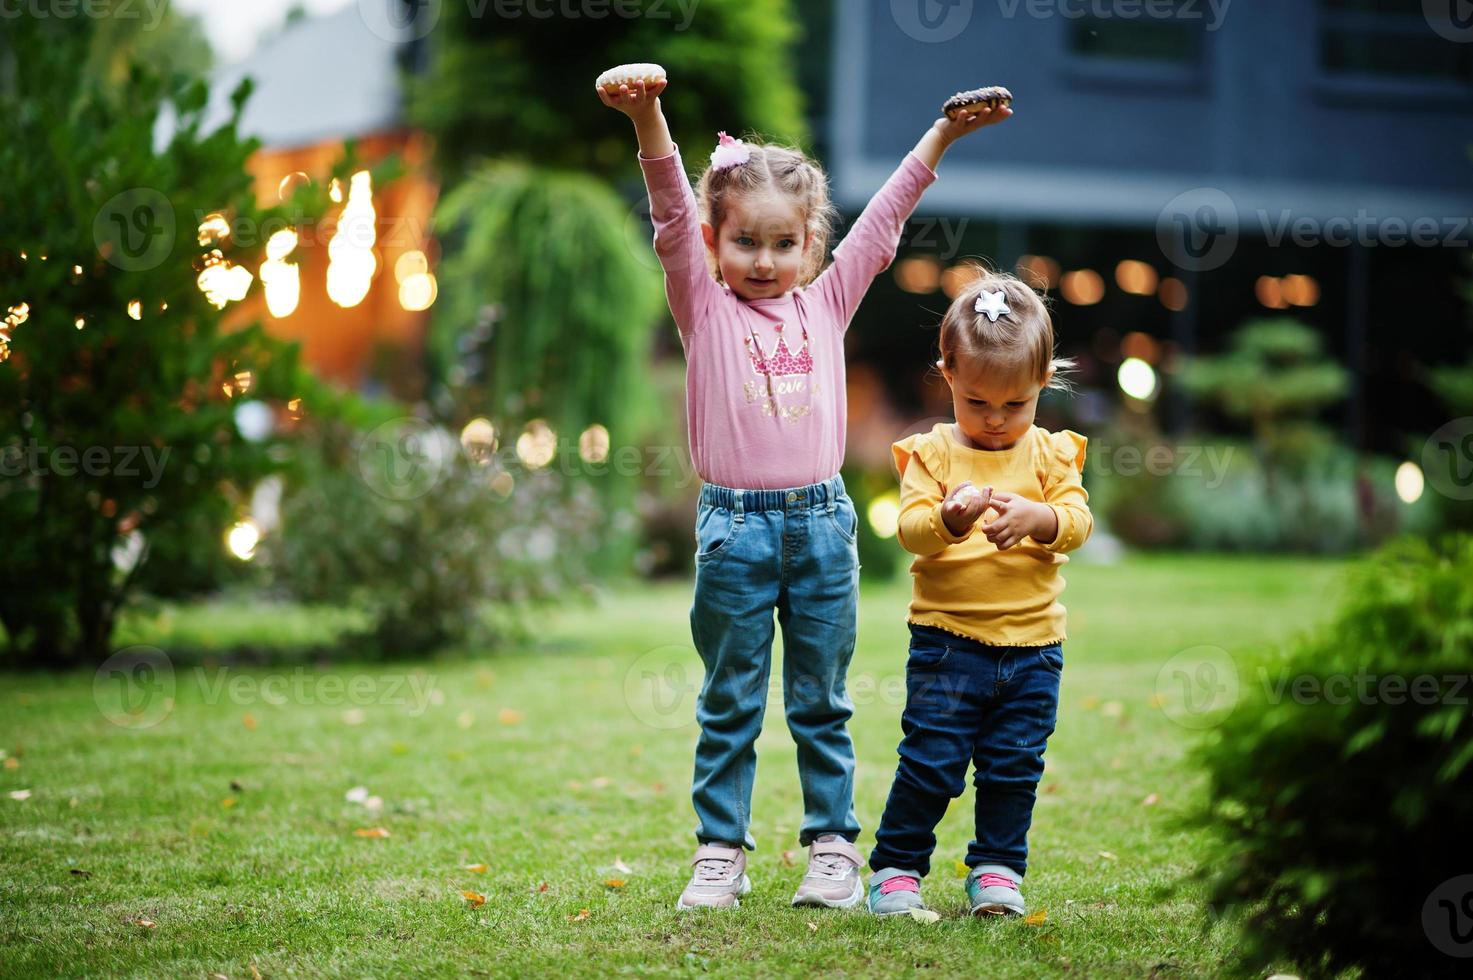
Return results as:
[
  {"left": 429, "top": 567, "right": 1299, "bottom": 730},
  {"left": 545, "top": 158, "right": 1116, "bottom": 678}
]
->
[{"left": 639, "top": 145, "right": 937, "bottom": 490}]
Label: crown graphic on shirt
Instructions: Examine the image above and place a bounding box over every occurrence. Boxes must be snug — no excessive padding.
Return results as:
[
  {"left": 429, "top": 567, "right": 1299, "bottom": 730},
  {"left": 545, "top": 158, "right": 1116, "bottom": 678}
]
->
[{"left": 745, "top": 325, "right": 813, "bottom": 377}]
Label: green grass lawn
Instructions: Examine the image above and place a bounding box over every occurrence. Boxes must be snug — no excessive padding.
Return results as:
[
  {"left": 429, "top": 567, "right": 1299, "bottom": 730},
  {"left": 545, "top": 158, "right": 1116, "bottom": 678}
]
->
[{"left": 0, "top": 555, "right": 1347, "bottom": 978}]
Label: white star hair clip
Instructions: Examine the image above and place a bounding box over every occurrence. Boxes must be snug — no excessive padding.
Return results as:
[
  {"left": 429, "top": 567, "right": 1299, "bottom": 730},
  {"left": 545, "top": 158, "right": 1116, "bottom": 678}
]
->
[{"left": 974, "top": 289, "right": 1011, "bottom": 323}]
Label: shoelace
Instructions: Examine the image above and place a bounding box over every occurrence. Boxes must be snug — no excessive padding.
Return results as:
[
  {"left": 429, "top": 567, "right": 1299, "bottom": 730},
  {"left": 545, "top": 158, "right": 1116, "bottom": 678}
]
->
[
  {"left": 810, "top": 850, "right": 855, "bottom": 880},
  {"left": 693, "top": 857, "right": 735, "bottom": 883},
  {"left": 879, "top": 876, "right": 919, "bottom": 895},
  {"left": 976, "top": 873, "right": 1017, "bottom": 891}
]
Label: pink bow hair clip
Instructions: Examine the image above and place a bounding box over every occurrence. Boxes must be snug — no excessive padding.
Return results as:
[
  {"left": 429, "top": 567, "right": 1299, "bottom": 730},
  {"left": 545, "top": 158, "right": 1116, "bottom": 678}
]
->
[{"left": 710, "top": 131, "right": 751, "bottom": 172}]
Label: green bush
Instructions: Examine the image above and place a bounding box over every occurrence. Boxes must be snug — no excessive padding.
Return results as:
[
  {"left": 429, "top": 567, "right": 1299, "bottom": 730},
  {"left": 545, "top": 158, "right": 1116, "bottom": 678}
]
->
[
  {"left": 263, "top": 404, "right": 604, "bottom": 656},
  {"left": 1195, "top": 536, "right": 1473, "bottom": 978},
  {"left": 0, "top": 14, "right": 345, "bottom": 667}
]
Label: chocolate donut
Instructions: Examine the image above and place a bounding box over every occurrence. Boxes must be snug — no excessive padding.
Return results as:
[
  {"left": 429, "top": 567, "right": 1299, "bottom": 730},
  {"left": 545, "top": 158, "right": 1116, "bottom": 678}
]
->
[{"left": 942, "top": 86, "right": 1014, "bottom": 120}]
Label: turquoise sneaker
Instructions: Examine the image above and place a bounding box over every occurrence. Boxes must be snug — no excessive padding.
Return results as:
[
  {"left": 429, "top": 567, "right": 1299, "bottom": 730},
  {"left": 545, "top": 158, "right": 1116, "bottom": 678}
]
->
[
  {"left": 867, "top": 868, "right": 925, "bottom": 916},
  {"left": 965, "top": 864, "right": 1025, "bottom": 916}
]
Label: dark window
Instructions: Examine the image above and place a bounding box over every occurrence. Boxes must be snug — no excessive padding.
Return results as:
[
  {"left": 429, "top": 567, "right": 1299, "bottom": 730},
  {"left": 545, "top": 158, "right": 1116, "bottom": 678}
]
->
[
  {"left": 1319, "top": 0, "right": 1473, "bottom": 84},
  {"left": 1067, "top": 3, "right": 1204, "bottom": 64}
]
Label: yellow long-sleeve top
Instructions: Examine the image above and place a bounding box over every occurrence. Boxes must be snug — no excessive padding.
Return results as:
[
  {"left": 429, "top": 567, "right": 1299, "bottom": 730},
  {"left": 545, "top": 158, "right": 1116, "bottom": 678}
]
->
[{"left": 894, "top": 423, "right": 1093, "bottom": 646}]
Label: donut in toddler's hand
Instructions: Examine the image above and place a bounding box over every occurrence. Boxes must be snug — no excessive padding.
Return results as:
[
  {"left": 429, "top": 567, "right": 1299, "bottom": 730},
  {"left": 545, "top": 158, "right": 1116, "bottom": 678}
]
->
[
  {"left": 597, "top": 63, "right": 667, "bottom": 92},
  {"left": 942, "top": 86, "right": 1013, "bottom": 120}
]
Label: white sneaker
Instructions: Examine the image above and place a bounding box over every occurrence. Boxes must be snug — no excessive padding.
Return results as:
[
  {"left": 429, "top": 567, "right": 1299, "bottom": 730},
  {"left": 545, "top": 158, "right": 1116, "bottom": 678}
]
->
[
  {"left": 677, "top": 842, "right": 751, "bottom": 910},
  {"left": 791, "top": 834, "right": 864, "bottom": 908}
]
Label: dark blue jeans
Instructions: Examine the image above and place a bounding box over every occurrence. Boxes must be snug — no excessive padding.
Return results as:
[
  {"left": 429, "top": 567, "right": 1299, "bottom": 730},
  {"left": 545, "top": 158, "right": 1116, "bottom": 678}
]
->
[
  {"left": 689, "top": 475, "right": 862, "bottom": 850},
  {"left": 869, "top": 624, "right": 1062, "bottom": 878}
]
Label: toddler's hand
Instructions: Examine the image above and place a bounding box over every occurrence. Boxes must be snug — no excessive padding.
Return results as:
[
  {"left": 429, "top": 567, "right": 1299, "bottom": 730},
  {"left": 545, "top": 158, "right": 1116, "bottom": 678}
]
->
[
  {"left": 595, "top": 77, "right": 667, "bottom": 120},
  {"left": 932, "top": 104, "right": 1012, "bottom": 144},
  {"left": 981, "top": 491, "right": 1051, "bottom": 551},
  {"left": 941, "top": 482, "right": 991, "bottom": 537}
]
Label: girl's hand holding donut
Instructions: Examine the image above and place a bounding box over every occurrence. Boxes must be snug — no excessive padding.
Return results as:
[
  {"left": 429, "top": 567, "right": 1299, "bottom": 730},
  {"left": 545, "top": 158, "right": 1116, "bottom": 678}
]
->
[
  {"left": 595, "top": 63, "right": 667, "bottom": 120},
  {"left": 942, "top": 482, "right": 992, "bottom": 537},
  {"left": 932, "top": 103, "right": 1012, "bottom": 143}
]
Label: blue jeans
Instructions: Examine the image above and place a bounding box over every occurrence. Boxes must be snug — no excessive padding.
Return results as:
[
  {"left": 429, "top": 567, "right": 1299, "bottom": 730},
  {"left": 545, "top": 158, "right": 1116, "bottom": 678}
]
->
[
  {"left": 868, "top": 624, "right": 1062, "bottom": 878},
  {"left": 689, "top": 475, "right": 861, "bottom": 850}
]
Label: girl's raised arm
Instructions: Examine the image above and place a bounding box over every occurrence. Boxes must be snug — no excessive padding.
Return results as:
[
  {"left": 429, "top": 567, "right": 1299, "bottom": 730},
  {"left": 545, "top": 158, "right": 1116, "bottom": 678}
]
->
[
  {"left": 597, "top": 70, "right": 720, "bottom": 340},
  {"left": 813, "top": 102, "right": 1012, "bottom": 330}
]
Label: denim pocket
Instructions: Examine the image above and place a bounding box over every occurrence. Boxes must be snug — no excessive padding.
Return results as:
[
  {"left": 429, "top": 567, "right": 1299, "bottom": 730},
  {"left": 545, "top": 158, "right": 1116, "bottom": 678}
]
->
[
  {"left": 907, "top": 635, "right": 952, "bottom": 672},
  {"left": 1037, "top": 644, "right": 1064, "bottom": 675},
  {"left": 827, "top": 495, "right": 859, "bottom": 545},
  {"left": 694, "top": 505, "right": 742, "bottom": 565}
]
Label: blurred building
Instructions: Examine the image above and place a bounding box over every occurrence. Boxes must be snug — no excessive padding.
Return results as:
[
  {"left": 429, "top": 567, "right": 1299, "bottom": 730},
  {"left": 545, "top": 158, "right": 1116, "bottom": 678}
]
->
[
  {"left": 827, "top": 0, "right": 1473, "bottom": 456},
  {"left": 192, "top": 0, "right": 438, "bottom": 393}
]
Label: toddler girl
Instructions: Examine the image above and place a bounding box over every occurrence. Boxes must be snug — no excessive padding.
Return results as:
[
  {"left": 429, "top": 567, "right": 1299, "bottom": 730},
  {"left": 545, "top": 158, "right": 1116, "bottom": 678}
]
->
[
  {"left": 866, "top": 269, "right": 1091, "bottom": 918},
  {"left": 597, "top": 72, "right": 1011, "bottom": 909}
]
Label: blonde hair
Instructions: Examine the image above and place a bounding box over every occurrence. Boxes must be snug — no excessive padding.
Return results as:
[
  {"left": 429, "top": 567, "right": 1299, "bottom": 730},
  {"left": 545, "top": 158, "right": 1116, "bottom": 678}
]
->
[
  {"left": 695, "top": 138, "right": 838, "bottom": 286},
  {"left": 938, "top": 264, "right": 1073, "bottom": 389}
]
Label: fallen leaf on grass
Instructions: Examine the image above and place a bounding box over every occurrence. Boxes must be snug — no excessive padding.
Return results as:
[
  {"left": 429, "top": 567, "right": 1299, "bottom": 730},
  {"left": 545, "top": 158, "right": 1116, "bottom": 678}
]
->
[
  {"left": 250, "top": 964, "right": 262, "bottom": 980},
  {"left": 1097, "top": 851, "right": 1118, "bottom": 862},
  {"left": 806, "top": 921, "right": 818, "bottom": 932},
  {"left": 221, "top": 797, "right": 237, "bottom": 809},
  {"left": 465, "top": 863, "right": 488, "bottom": 873},
  {"left": 537, "top": 882, "right": 549, "bottom": 893},
  {"left": 70, "top": 868, "right": 91, "bottom": 878},
  {"left": 906, "top": 908, "right": 941, "bottom": 924},
  {"left": 1142, "top": 793, "right": 1160, "bottom": 807},
  {"left": 569, "top": 908, "right": 590, "bottom": 923},
  {"left": 953, "top": 859, "right": 970, "bottom": 879},
  {"left": 461, "top": 890, "right": 486, "bottom": 908},
  {"left": 242, "top": 713, "right": 257, "bottom": 731},
  {"left": 4, "top": 757, "right": 19, "bottom": 770},
  {"left": 134, "top": 918, "right": 155, "bottom": 929},
  {"left": 1024, "top": 909, "right": 1048, "bottom": 926},
  {"left": 604, "top": 879, "right": 626, "bottom": 889},
  {"left": 497, "top": 708, "right": 523, "bottom": 726},
  {"left": 780, "top": 851, "right": 796, "bottom": 868},
  {"left": 354, "top": 827, "right": 391, "bottom": 839},
  {"left": 1079, "top": 695, "right": 1100, "bottom": 711},
  {"left": 1042, "top": 782, "right": 1060, "bottom": 795},
  {"left": 8, "top": 790, "right": 31, "bottom": 801},
  {"left": 208, "top": 972, "right": 228, "bottom": 979},
  {"left": 614, "top": 857, "right": 632, "bottom": 875}
]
